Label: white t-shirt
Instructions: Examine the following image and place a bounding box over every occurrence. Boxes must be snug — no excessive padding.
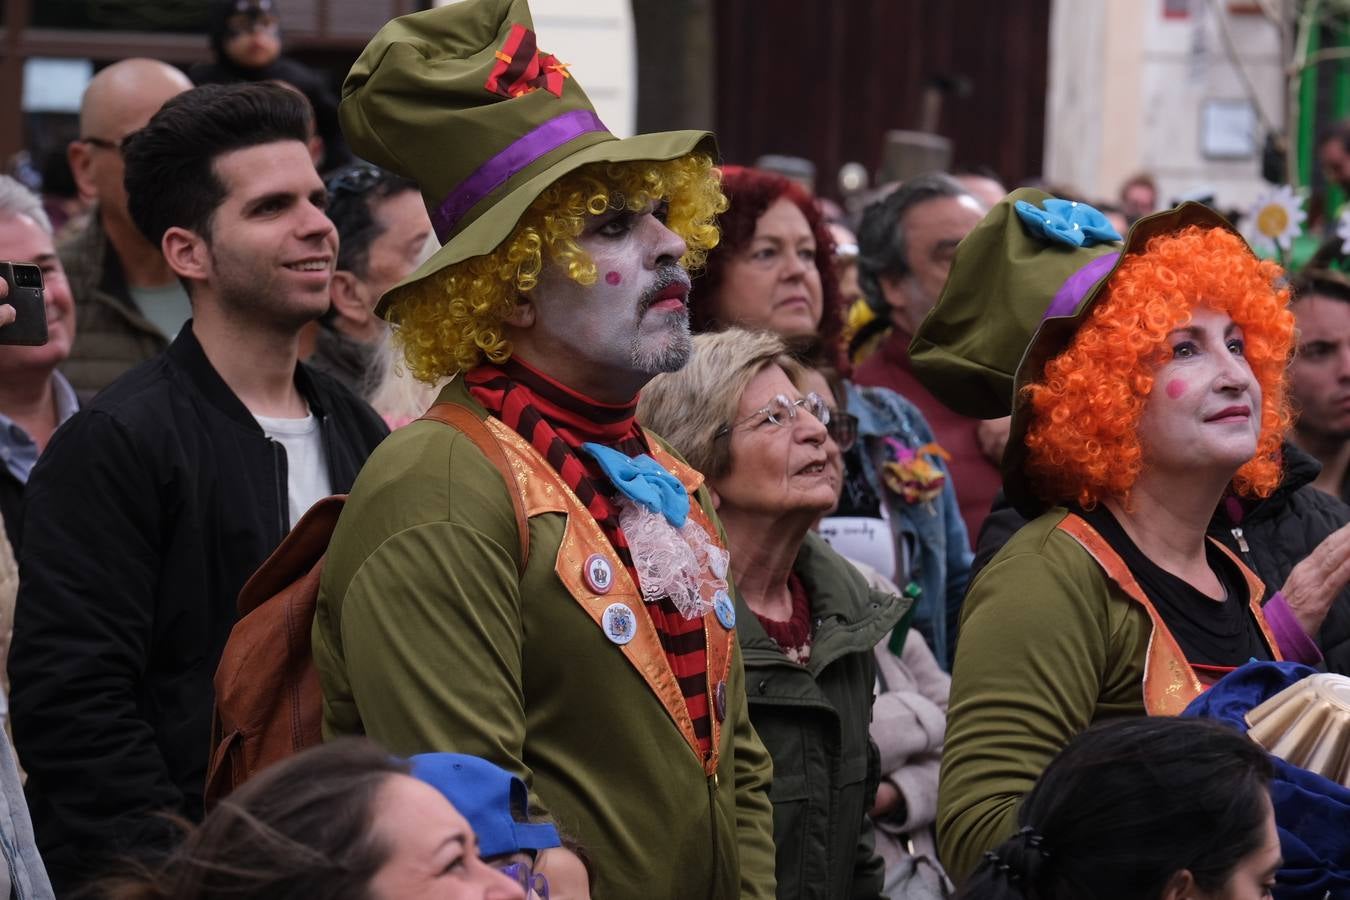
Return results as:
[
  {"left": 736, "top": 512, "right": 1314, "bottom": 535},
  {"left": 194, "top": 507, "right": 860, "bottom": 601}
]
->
[{"left": 254, "top": 411, "right": 331, "bottom": 528}]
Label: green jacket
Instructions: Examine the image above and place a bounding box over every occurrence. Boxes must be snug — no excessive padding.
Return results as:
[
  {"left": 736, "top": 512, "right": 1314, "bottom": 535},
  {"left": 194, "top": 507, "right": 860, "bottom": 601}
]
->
[
  {"left": 57, "top": 211, "right": 168, "bottom": 400},
  {"left": 739, "top": 532, "right": 906, "bottom": 900},
  {"left": 936, "top": 507, "right": 1274, "bottom": 879},
  {"left": 314, "top": 378, "right": 777, "bottom": 900}
]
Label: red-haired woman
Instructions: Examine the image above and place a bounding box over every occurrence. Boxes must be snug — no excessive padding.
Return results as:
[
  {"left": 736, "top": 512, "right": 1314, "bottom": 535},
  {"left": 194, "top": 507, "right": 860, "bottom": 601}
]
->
[
  {"left": 909, "top": 193, "right": 1346, "bottom": 879},
  {"left": 689, "top": 165, "right": 846, "bottom": 348}
]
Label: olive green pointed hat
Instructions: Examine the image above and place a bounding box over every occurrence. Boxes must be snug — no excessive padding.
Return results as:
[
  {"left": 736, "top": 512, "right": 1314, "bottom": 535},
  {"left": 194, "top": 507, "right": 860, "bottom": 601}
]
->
[
  {"left": 909, "top": 188, "right": 1243, "bottom": 513},
  {"left": 339, "top": 0, "right": 715, "bottom": 319}
]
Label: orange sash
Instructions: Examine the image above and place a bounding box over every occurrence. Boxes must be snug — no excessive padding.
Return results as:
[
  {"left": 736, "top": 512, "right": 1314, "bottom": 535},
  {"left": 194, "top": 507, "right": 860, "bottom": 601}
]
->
[{"left": 1056, "top": 513, "right": 1281, "bottom": 716}]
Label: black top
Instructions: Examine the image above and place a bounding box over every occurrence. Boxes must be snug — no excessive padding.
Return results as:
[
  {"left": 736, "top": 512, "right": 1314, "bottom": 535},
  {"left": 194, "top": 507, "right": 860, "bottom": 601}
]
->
[
  {"left": 1075, "top": 504, "right": 1272, "bottom": 667},
  {"left": 835, "top": 443, "right": 884, "bottom": 519}
]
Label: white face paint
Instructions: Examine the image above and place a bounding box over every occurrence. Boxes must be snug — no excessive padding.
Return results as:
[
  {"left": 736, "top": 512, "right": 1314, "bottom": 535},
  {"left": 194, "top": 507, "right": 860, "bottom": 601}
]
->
[
  {"left": 520, "top": 198, "right": 693, "bottom": 400},
  {"left": 1136, "top": 306, "right": 1262, "bottom": 478}
]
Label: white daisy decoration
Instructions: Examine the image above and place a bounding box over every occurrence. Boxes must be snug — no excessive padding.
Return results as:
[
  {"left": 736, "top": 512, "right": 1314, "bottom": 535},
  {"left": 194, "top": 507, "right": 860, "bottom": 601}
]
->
[
  {"left": 1246, "top": 185, "right": 1306, "bottom": 254},
  {"left": 1337, "top": 208, "right": 1350, "bottom": 255}
]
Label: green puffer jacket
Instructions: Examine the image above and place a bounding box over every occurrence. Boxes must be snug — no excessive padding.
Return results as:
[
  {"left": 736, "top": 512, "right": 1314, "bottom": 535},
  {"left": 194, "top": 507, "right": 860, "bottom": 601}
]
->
[{"left": 738, "top": 532, "right": 908, "bottom": 900}]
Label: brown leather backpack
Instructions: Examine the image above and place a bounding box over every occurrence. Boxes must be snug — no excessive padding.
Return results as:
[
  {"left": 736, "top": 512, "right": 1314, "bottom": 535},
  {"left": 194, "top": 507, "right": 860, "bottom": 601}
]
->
[{"left": 203, "top": 402, "right": 529, "bottom": 807}]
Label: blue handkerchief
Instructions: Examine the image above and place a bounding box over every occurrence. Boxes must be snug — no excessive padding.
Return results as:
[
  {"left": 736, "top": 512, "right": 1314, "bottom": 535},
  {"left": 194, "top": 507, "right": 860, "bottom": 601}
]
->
[{"left": 581, "top": 442, "right": 690, "bottom": 527}]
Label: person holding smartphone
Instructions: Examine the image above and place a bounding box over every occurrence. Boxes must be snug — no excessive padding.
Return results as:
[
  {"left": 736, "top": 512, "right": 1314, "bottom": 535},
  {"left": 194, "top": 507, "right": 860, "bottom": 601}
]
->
[{"left": 0, "top": 175, "right": 78, "bottom": 564}]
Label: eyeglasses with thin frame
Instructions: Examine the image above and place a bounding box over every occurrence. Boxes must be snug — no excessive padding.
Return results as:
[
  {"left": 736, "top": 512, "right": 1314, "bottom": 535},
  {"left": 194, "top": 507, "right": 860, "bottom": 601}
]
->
[
  {"left": 716, "top": 391, "right": 831, "bottom": 440},
  {"left": 80, "top": 136, "right": 123, "bottom": 154},
  {"left": 499, "top": 861, "right": 549, "bottom": 898}
]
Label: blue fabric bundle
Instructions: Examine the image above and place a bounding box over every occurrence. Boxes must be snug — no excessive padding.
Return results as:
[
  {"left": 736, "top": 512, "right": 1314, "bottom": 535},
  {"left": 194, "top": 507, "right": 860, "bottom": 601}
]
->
[{"left": 1182, "top": 661, "right": 1350, "bottom": 899}]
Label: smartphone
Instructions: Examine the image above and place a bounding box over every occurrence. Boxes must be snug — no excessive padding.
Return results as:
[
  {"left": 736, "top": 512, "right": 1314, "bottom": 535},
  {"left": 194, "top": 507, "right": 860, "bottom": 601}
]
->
[{"left": 0, "top": 262, "right": 47, "bottom": 346}]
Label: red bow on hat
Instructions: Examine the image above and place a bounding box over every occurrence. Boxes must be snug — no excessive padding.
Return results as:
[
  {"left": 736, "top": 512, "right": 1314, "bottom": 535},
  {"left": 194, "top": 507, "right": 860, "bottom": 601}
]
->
[{"left": 485, "top": 23, "right": 570, "bottom": 99}]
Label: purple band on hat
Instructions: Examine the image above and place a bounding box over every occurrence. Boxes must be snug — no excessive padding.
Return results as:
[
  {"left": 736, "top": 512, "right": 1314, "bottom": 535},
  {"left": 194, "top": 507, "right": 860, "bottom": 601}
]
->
[
  {"left": 431, "top": 109, "right": 609, "bottom": 241},
  {"left": 1042, "top": 252, "right": 1120, "bottom": 321}
]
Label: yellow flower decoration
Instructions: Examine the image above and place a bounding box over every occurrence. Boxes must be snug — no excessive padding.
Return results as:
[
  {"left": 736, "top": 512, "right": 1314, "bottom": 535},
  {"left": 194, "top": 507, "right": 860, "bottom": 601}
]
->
[
  {"left": 880, "top": 440, "right": 951, "bottom": 505},
  {"left": 1247, "top": 185, "right": 1305, "bottom": 254}
]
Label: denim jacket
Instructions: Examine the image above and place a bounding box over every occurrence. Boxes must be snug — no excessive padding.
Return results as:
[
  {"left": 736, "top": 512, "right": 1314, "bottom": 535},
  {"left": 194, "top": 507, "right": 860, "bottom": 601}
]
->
[{"left": 844, "top": 381, "right": 972, "bottom": 670}]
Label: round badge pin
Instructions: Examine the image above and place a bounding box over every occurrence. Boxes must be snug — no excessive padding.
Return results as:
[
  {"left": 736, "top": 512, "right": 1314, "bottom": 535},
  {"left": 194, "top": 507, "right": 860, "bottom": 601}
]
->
[
  {"left": 714, "top": 680, "right": 728, "bottom": 722},
  {"left": 602, "top": 602, "right": 636, "bottom": 645},
  {"left": 713, "top": 590, "right": 736, "bottom": 630},
  {"left": 583, "top": 553, "right": 614, "bottom": 595}
]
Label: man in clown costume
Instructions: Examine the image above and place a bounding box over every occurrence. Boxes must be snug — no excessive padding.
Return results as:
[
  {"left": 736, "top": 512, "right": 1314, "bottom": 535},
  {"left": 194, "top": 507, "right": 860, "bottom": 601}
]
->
[{"left": 312, "top": 1, "right": 777, "bottom": 896}]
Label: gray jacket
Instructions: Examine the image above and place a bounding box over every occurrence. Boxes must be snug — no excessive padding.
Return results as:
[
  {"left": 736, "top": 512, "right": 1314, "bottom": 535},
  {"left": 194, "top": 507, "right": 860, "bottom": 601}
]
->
[{"left": 58, "top": 211, "right": 169, "bottom": 400}]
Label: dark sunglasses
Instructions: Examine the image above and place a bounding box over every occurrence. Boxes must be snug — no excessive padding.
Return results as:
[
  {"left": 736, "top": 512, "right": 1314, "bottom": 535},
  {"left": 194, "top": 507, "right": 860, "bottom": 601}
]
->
[
  {"left": 826, "top": 411, "right": 859, "bottom": 452},
  {"left": 324, "top": 163, "right": 386, "bottom": 197}
]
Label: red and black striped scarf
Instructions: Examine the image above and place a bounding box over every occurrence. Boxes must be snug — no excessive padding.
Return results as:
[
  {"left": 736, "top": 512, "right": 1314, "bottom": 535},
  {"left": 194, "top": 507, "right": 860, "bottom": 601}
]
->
[{"left": 465, "top": 358, "right": 713, "bottom": 756}]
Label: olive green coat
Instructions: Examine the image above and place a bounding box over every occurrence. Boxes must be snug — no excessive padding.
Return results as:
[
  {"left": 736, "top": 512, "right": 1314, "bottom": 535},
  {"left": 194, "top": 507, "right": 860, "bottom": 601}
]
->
[
  {"left": 936, "top": 508, "right": 1274, "bottom": 879},
  {"left": 738, "top": 533, "right": 905, "bottom": 900},
  {"left": 313, "top": 378, "right": 777, "bottom": 900}
]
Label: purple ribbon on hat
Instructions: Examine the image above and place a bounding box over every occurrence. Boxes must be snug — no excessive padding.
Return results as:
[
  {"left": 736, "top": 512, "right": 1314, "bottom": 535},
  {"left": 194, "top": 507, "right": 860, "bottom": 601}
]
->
[
  {"left": 431, "top": 109, "right": 609, "bottom": 241},
  {"left": 1042, "top": 252, "right": 1120, "bottom": 321}
]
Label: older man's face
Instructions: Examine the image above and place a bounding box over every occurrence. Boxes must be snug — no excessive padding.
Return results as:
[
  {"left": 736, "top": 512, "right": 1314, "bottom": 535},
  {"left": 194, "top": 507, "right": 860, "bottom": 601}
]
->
[
  {"left": 70, "top": 60, "right": 191, "bottom": 223},
  {"left": 885, "top": 195, "right": 983, "bottom": 333},
  {"left": 0, "top": 213, "right": 75, "bottom": 376},
  {"left": 517, "top": 198, "right": 692, "bottom": 401}
]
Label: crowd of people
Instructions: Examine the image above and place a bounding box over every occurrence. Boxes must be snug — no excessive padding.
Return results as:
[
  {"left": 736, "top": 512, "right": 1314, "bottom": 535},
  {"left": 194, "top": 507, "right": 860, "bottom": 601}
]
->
[{"left": 1, "top": 0, "right": 1350, "bottom": 897}]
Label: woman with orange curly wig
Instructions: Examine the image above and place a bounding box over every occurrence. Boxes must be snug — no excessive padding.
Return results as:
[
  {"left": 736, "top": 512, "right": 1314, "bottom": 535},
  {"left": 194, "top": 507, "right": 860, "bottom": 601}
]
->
[{"left": 897, "top": 191, "right": 1350, "bottom": 881}]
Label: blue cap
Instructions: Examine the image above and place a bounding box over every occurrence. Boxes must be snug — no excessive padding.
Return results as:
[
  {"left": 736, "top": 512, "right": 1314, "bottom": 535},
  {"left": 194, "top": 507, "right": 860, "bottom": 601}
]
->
[{"left": 409, "top": 753, "right": 561, "bottom": 859}]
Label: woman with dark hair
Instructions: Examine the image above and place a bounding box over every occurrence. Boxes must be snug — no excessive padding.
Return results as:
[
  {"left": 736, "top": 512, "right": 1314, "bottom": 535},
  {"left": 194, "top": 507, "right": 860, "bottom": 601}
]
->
[
  {"left": 910, "top": 192, "right": 1341, "bottom": 878},
  {"left": 959, "top": 717, "right": 1279, "bottom": 900},
  {"left": 95, "top": 739, "right": 524, "bottom": 900},
  {"left": 691, "top": 165, "right": 845, "bottom": 348}
]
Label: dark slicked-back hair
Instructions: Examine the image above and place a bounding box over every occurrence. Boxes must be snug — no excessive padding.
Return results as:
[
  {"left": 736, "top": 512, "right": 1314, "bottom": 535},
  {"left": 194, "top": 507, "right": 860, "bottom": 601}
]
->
[{"left": 123, "top": 81, "right": 313, "bottom": 249}]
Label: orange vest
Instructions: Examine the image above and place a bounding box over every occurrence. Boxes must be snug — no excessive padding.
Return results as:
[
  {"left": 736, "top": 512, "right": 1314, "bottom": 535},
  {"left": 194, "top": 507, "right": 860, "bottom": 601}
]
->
[
  {"left": 1056, "top": 513, "right": 1282, "bottom": 716},
  {"left": 486, "top": 418, "right": 737, "bottom": 776}
]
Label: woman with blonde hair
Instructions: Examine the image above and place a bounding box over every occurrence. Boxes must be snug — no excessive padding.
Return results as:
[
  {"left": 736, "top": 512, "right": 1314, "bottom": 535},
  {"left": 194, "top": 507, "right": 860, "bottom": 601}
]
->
[{"left": 641, "top": 328, "right": 907, "bottom": 900}]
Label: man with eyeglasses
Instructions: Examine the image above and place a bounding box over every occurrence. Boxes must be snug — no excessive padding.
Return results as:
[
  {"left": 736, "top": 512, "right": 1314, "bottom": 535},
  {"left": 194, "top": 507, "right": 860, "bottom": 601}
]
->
[
  {"left": 304, "top": 163, "right": 433, "bottom": 401},
  {"left": 59, "top": 58, "right": 193, "bottom": 400}
]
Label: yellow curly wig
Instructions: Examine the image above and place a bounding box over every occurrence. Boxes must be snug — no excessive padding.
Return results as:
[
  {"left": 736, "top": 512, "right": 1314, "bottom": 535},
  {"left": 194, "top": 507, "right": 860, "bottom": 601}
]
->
[
  {"left": 388, "top": 153, "right": 726, "bottom": 382},
  {"left": 1023, "top": 225, "right": 1294, "bottom": 507}
]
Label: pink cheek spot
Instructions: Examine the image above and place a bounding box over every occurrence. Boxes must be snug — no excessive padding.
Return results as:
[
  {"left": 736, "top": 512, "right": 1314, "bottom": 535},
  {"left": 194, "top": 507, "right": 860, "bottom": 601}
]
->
[
  {"left": 605, "top": 271, "right": 622, "bottom": 286},
  {"left": 1164, "top": 379, "right": 1186, "bottom": 400}
]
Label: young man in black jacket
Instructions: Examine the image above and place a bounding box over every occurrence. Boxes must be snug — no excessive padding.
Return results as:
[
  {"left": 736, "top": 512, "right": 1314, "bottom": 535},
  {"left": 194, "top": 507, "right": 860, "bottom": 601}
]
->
[{"left": 9, "top": 82, "right": 388, "bottom": 893}]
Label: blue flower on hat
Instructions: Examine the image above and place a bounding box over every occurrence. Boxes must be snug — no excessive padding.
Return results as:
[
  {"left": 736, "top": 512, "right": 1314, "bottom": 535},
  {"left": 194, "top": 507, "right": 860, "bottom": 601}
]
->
[{"left": 1014, "top": 198, "right": 1122, "bottom": 248}]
